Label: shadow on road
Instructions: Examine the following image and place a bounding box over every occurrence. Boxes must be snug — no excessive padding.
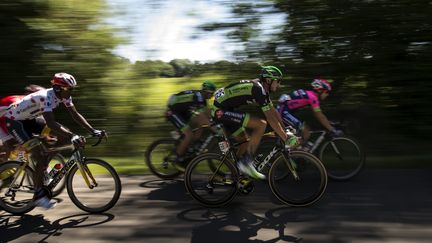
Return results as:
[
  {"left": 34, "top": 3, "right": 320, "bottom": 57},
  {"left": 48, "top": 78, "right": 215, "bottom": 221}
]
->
[
  {"left": 140, "top": 178, "right": 191, "bottom": 202},
  {"left": 0, "top": 212, "right": 115, "bottom": 242},
  {"left": 178, "top": 206, "right": 304, "bottom": 243}
]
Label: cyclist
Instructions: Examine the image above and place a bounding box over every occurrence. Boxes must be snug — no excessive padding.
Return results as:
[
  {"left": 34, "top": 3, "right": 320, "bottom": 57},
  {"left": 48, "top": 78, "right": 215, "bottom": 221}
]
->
[
  {"left": 0, "top": 85, "right": 46, "bottom": 161},
  {"left": 276, "top": 78, "right": 342, "bottom": 148},
  {"left": 165, "top": 80, "right": 217, "bottom": 169},
  {"left": 212, "top": 66, "right": 298, "bottom": 180},
  {"left": 1, "top": 73, "right": 104, "bottom": 209}
]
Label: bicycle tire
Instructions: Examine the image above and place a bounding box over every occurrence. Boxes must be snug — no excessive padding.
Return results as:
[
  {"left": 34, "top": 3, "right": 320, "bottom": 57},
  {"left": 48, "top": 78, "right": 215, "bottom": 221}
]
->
[
  {"left": 319, "top": 136, "right": 365, "bottom": 181},
  {"left": 67, "top": 158, "right": 122, "bottom": 213},
  {"left": 185, "top": 153, "right": 238, "bottom": 207},
  {"left": 145, "top": 139, "right": 182, "bottom": 179},
  {"left": 0, "top": 160, "right": 36, "bottom": 214},
  {"left": 269, "top": 151, "right": 327, "bottom": 207}
]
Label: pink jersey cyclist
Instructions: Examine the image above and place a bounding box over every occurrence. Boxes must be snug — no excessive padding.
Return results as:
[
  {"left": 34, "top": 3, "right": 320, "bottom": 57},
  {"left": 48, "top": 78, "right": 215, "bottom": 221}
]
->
[
  {"left": 276, "top": 89, "right": 321, "bottom": 132},
  {"left": 277, "top": 79, "right": 341, "bottom": 141}
]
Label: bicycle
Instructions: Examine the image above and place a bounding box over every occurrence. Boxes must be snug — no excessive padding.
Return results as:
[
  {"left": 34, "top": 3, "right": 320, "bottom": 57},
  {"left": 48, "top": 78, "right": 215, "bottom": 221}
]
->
[
  {"left": 302, "top": 121, "right": 365, "bottom": 181},
  {"left": 145, "top": 125, "right": 220, "bottom": 179},
  {"left": 0, "top": 133, "right": 122, "bottom": 215},
  {"left": 184, "top": 124, "right": 328, "bottom": 207}
]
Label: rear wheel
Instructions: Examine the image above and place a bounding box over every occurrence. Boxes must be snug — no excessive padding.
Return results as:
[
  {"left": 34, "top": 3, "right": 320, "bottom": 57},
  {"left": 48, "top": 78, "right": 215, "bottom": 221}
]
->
[
  {"left": 269, "top": 151, "right": 327, "bottom": 206},
  {"left": 67, "top": 158, "right": 122, "bottom": 213},
  {"left": 319, "top": 136, "right": 365, "bottom": 181},
  {"left": 185, "top": 153, "right": 238, "bottom": 207},
  {"left": 0, "top": 161, "right": 35, "bottom": 214},
  {"left": 145, "top": 139, "right": 181, "bottom": 179}
]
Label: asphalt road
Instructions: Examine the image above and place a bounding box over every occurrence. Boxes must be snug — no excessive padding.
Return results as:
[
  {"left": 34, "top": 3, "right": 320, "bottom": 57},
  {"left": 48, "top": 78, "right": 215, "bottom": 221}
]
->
[{"left": 1, "top": 169, "right": 432, "bottom": 243}]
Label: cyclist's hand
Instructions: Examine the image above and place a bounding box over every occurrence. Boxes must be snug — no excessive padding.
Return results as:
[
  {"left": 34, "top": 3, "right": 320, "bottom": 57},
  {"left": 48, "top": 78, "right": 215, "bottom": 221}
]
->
[
  {"left": 92, "top": 129, "right": 107, "bottom": 138},
  {"left": 71, "top": 135, "right": 86, "bottom": 147},
  {"left": 330, "top": 129, "right": 344, "bottom": 138}
]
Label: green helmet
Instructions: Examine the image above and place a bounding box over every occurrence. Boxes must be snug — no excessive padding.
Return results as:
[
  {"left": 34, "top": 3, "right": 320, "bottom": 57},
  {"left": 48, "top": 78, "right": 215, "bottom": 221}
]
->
[
  {"left": 260, "top": 66, "right": 283, "bottom": 81},
  {"left": 202, "top": 80, "right": 217, "bottom": 92}
]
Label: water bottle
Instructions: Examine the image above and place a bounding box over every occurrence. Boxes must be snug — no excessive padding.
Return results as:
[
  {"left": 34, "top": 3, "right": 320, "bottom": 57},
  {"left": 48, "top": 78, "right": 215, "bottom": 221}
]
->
[{"left": 48, "top": 163, "right": 64, "bottom": 178}]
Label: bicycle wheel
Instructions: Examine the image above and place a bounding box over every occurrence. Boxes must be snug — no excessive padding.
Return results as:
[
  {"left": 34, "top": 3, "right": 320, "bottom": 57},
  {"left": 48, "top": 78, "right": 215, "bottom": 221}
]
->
[
  {"left": 67, "top": 158, "right": 122, "bottom": 213},
  {"left": 185, "top": 153, "right": 238, "bottom": 207},
  {"left": 48, "top": 153, "right": 66, "bottom": 197},
  {"left": 319, "top": 136, "right": 365, "bottom": 181},
  {"left": 0, "top": 161, "right": 36, "bottom": 214},
  {"left": 269, "top": 151, "right": 327, "bottom": 207},
  {"left": 145, "top": 139, "right": 182, "bottom": 179}
]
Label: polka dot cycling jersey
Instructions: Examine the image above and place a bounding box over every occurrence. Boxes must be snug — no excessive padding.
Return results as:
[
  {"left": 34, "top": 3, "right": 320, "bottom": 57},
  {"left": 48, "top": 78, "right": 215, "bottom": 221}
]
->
[{"left": 3, "top": 88, "right": 74, "bottom": 120}]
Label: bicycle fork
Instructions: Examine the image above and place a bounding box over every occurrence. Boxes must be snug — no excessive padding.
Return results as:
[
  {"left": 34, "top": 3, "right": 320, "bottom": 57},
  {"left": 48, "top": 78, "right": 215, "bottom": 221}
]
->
[{"left": 75, "top": 153, "right": 98, "bottom": 189}]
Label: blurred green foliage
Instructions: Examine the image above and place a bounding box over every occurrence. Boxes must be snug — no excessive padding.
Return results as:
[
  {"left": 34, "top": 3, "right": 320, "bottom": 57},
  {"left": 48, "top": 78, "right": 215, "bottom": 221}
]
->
[{"left": 1, "top": 0, "right": 431, "bottom": 161}]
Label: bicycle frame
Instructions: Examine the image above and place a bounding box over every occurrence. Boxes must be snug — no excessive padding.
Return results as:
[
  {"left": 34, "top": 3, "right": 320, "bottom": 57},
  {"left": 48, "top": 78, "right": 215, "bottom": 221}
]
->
[
  {"left": 307, "top": 130, "right": 327, "bottom": 154},
  {"left": 6, "top": 140, "right": 96, "bottom": 195}
]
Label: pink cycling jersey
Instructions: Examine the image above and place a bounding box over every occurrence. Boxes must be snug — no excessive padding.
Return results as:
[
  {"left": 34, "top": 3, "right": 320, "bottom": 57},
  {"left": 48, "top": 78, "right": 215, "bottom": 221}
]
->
[{"left": 282, "top": 89, "right": 321, "bottom": 112}]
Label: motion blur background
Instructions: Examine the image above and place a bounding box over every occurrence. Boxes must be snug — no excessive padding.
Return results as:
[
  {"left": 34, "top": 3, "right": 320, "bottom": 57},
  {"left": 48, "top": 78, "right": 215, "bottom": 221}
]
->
[{"left": 1, "top": 0, "right": 431, "bottom": 171}]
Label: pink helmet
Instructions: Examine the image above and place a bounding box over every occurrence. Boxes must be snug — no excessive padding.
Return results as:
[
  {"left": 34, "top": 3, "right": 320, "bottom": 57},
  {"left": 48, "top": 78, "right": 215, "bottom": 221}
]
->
[
  {"left": 50, "top": 73, "right": 77, "bottom": 88},
  {"left": 311, "top": 79, "right": 332, "bottom": 92}
]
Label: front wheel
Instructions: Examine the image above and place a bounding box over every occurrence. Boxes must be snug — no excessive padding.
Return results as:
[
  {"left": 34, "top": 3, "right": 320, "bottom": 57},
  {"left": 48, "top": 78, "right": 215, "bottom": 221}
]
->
[
  {"left": 185, "top": 153, "right": 238, "bottom": 207},
  {"left": 269, "top": 151, "right": 327, "bottom": 207},
  {"left": 145, "top": 139, "right": 182, "bottom": 179},
  {"left": 67, "top": 158, "right": 122, "bottom": 213},
  {"left": 0, "top": 161, "right": 36, "bottom": 214},
  {"left": 319, "top": 136, "right": 365, "bottom": 181}
]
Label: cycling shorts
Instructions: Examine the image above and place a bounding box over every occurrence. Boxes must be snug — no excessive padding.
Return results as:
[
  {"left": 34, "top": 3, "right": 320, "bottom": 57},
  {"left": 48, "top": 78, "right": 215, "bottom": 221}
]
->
[
  {"left": 212, "top": 108, "right": 250, "bottom": 137},
  {"left": 5, "top": 118, "right": 45, "bottom": 145}
]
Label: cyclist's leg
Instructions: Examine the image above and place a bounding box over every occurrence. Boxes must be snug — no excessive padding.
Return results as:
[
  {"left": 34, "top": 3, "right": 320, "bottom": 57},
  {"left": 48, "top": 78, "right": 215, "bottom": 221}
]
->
[
  {"left": 189, "top": 108, "right": 213, "bottom": 140},
  {"left": 5, "top": 118, "right": 54, "bottom": 208},
  {"left": 166, "top": 109, "right": 191, "bottom": 157},
  {"left": 243, "top": 116, "right": 267, "bottom": 156},
  {"left": 213, "top": 109, "right": 265, "bottom": 179}
]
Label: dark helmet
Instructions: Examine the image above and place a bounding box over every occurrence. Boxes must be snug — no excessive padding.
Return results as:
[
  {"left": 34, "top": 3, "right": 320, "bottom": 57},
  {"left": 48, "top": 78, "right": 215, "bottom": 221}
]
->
[{"left": 202, "top": 80, "right": 217, "bottom": 92}]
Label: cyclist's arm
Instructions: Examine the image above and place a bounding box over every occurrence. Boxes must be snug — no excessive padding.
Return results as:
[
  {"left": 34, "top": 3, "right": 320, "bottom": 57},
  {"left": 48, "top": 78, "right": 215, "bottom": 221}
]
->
[
  {"left": 66, "top": 106, "right": 97, "bottom": 134},
  {"left": 263, "top": 107, "right": 288, "bottom": 141},
  {"left": 42, "top": 111, "right": 74, "bottom": 139},
  {"left": 313, "top": 110, "right": 333, "bottom": 131}
]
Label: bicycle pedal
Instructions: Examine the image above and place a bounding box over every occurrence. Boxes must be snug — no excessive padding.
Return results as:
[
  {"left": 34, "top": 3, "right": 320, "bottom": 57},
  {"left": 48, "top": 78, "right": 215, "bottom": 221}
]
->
[{"left": 238, "top": 179, "right": 254, "bottom": 195}]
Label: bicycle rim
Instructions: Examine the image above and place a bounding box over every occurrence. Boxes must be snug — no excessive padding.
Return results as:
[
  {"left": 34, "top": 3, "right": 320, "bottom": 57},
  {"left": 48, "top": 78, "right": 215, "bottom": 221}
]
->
[
  {"left": 145, "top": 139, "right": 182, "bottom": 179},
  {"left": 185, "top": 153, "right": 238, "bottom": 207},
  {"left": 67, "top": 158, "right": 122, "bottom": 213},
  {"left": 319, "top": 137, "right": 365, "bottom": 181},
  {"left": 269, "top": 151, "right": 327, "bottom": 206},
  {"left": 0, "top": 161, "right": 36, "bottom": 214}
]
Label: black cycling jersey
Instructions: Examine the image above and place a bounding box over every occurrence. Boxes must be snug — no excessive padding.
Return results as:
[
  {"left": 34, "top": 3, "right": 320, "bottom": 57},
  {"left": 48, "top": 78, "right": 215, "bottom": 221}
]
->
[
  {"left": 213, "top": 79, "right": 272, "bottom": 112},
  {"left": 167, "top": 90, "right": 206, "bottom": 111}
]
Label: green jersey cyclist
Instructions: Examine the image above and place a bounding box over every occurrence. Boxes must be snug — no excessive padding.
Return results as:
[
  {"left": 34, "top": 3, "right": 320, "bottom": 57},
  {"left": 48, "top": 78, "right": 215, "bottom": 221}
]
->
[
  {"left": 212, "top": 66, "right": 298, "bottom": 180},
  {"left": 165, "top": 81, "right": 217, "bottom": 169}
]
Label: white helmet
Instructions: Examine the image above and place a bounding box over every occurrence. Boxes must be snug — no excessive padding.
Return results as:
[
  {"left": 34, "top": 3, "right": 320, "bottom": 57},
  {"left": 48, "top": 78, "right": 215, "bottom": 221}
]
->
[
  {"left": 51, "top": 73, "right": 77, "bottom": 88},
  {"left": 278, "top": 94, "right": 290, "bottom": 103}
]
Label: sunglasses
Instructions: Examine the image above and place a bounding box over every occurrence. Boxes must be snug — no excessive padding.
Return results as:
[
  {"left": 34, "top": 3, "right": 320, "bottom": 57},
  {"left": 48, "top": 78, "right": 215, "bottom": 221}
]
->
[{"left": 59, "top": 86, "right": 73, "bottom": 92}]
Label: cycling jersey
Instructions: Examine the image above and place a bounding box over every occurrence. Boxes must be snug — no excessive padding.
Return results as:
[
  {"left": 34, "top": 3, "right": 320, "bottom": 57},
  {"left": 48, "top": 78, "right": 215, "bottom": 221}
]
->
[
  {"left": 3, "top": 88, "right": 73, "bottom": 121},
  {"left": 212, "top": 79, "right": 272, "bottom": 136},
  {"left": 2, "top": 89, "right": 73, "bottom": 145},
  {"left": 278, "top": 89, "right": 321, "bottom": 112},
  {"left": 166, "top": 90, "right": 207, "bottom": 132},
  {"left": 276, "top": 89, "right": 321, "bottom": 132},
  {"left": 0, "top": 95, "right": 24, "bottom": 141},
  {"left": 213, "top": 79, "right": 272, "bottom": 112}
]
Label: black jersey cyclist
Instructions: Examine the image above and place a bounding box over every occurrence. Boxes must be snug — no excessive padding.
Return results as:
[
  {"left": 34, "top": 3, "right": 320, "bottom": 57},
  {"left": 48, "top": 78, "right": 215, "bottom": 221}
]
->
[
  {"left": 212, "top": 66, "right": 298, "bottom": 179},
  {"left": 166, "top": 80, "right": 217, "bottom": 169}
]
